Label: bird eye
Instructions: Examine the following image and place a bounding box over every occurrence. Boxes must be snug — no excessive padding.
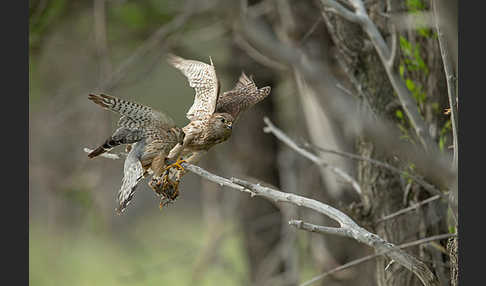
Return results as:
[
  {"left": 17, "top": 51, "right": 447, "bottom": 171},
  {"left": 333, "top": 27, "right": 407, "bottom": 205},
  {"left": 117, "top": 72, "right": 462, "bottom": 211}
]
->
[{"left": 220, "top": 118, "right": 225, "bottom": 123}]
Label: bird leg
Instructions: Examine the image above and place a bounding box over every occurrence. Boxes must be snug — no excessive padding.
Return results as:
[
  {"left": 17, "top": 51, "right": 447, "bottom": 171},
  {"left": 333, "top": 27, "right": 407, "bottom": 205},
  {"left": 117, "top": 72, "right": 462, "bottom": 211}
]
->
[
  {"left": 172, "top": 150, "right": 207, "bottom": 181},
  {"left": 156, "top": 157, "right": 186, "bottom": 197},
  {"left": 164, "top": 157, "right": 187, "bottom": 172}
]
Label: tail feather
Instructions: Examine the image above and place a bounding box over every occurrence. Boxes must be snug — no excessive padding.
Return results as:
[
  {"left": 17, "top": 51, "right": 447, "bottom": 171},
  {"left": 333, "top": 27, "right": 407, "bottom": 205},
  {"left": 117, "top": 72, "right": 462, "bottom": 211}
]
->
[
  {"left": 88, "top": 93, "right": 151, "bottom": 116},
  {"left": 87, "top": 145, "right": 110, "bottom": 158},
  {"left": 115, "top": 143, "right": 145, "bottom": 214},
  {"left": 87, "top": 139, "right": 118, "bottom": 159},
  {"left": 88, "top": 127, "right": 144, "bottom": 159},
  {"left": 88, "top": 93, "right": 115, "bottom": 109}
]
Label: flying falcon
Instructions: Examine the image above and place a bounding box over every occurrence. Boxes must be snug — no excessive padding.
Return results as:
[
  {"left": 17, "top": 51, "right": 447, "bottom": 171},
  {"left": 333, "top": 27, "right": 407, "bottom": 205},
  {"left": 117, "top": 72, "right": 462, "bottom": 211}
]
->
[{"left": 149, "top": 54, "right": 271, "bottom": 195}]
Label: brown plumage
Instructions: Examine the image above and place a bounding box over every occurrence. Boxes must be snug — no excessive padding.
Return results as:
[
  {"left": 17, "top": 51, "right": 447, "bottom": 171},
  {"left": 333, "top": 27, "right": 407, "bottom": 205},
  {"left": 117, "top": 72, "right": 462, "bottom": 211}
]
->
[
  {"left": 216, "top": 72, "right": 271, "bottom": 121},
  {"left": 150, "top": 55, "right": 271, "bottom": 192},
  {"left": 87, "top": 55, "right": 272, "bottom": 211},
  {"left": 87, "top": 93, "right": 185, "bottom": 213}
]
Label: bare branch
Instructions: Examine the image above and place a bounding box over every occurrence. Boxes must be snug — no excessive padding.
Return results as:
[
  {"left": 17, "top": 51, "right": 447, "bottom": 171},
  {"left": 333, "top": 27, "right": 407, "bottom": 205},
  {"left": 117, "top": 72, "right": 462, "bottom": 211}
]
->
[
  {"left": 289, "top": 220, "right": 351, "bottom": 237},
  {"left": 227, "top": 178, "right": 438, "bottom": 286},
  {"left": 233, "top": 33, "right": 288, "bottom": 71},
  {"left": 319, "top": 0, "right": 433, "bottom": 149},
  {"left": 299, "top": 16, "right": 323, "bottom": 45},
  {"left": 385, "top": 0, "right": 397, "bottom": 69},
  {"left": 320, "top": 0, "right": 364, "bottom": 23},
  {"left": 263, "top": 117, "right": 363, "bottom": 196},
  {"left": 98, "top": 0, "right": 196, "bottom": 91},
  {"left": 376, "top": 194, "right": 442, "bottom": 224},
  {"left": 432, "top": 0, "right": 458, "bottom": 169},
  {"left": 304, "top": 142, "right": 443, "bottom": 196},
  {"left": 237, "top": 5, "right": 455, "bottom": 194},
  {"left": 294, "top": 230, "right": 455, "bottom": 286},
  {"left": 82, "top": 144, "right": 438, "bottom": 285}
]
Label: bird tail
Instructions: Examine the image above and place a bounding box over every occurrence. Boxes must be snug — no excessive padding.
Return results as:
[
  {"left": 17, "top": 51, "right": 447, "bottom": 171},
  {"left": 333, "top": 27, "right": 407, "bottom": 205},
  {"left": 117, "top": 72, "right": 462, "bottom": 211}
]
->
[
  {"left": 88, "top": 93, "right": 153, "bottom": 119},
  {"left": 115, "top": 152, "right": 145, "bottom": 214},
  {"left": 87, "top": 138, "right": 120, "bottom": 158},
  {"left": 87, "top": 146, "right": 109, "bottom": 158}
]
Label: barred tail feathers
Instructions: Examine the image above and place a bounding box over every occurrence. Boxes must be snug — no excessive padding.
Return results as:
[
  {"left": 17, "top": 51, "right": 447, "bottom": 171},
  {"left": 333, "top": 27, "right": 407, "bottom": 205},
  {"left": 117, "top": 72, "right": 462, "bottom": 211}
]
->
[
  {"left": 115, "top": 142, "right": 145, "bottom": 214},
  {"left": 88, "top": 94, "right": 153, "bottom": 121},
  {"left": 87, "top": 144, "right": 111, "bottom": 158}
]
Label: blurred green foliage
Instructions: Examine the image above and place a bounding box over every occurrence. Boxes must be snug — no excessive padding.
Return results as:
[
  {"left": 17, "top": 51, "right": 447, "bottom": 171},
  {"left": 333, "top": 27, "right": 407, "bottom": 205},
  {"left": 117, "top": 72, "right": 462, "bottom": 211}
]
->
[
  {"left": 405, "top": 0, "right": 432, "bottom": 38},
  {"left": 30, "top": 0, "right": 67, "bottom": 51},
  {"left": 30, "top": 212, "right": 249, "bottom": 286}
]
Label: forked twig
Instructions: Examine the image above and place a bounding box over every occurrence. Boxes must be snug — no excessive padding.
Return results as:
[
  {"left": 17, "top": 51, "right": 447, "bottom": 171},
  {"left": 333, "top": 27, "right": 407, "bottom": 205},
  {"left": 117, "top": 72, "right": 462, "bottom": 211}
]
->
[
  {"left": 319, "top": 0, "right": 433, "bottom": 149},
  {"left": 291, "top": 227, "right": 454, "bottom": 286},
  {"left": 263, "top": 117, "right": 363, "bottom": 196},
  {"left": 83, "top": 144, "right": 438, "bottom": 285}
]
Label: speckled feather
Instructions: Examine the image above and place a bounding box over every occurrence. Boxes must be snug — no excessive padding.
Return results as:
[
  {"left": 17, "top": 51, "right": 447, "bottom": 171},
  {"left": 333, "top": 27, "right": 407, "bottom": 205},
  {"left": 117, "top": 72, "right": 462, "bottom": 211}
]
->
[
  {"left": 167, "top": 54, "right": 219, "bottom": 121},
  {"left": 88, "top": 93, "right": 185, "bottom": 213},
  {"left": 215, "top": 72, "right": 271, "bottom": 121},
  {"left": 88, "top": 93, "right": 176, "bottom": 130}
]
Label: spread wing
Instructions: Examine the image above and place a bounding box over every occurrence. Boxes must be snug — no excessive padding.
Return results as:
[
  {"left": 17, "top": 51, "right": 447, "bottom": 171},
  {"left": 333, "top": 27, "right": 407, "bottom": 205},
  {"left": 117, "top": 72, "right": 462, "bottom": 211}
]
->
[
  {"left": 88, "top": 93, "right": 176, "bottom": 132},
  {"left": 116, "top": 141, "right": 146, "bottom": 214},
  {"left": 215, "top": 72, "right": 271, "bottom": 121},
  {"left": 167, "top": 54, "right": 219, "bottom": 121}
]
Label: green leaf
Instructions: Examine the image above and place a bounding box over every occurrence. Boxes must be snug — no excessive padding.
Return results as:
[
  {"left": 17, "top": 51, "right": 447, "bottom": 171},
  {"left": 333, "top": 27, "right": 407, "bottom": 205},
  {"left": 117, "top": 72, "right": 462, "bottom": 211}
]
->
[
  {"left": 405, "top": 79, "right": 416, "bottom": 91},
  {"left": 396, "top": 110, "right": 404, "bottom": 120},
  {"left": 439, "top": 136, "right": 445, "bottom": 151},
  {"left": 449, "top": 225, "right": 456, "bottom": 234},
  {"left": 418, "top": 28, "right": 431, "bottom": 38},
  {"left": 399, "top": 36, "right": 412, "bottom": 55}
]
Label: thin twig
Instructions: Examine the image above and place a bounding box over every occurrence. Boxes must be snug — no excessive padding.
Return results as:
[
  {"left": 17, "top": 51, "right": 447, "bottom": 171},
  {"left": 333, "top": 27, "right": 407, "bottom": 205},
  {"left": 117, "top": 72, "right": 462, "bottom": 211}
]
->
[
  {"left": 385, "top": 0, "right": 397, "bottom": 69},
  {"left": 83, "top": 145, "right": 438, "bottom": 286},
  {"left": 233, "top": 33, "right": 288, "bottom": 71},
  {"left": 263, "top": 117, "right": 363, "bottom": 196},
  {"left": 99, "top": 0, "right": 196, "bottom": 91},
  {"left": 238, "top": 8, "right": 455, "bottom": 193},
  {"left": 227, "top": 177, "right": 438, "bottom": 286},
  {"left": 432, "top": 0, "right": 458, "bottom": 169},
  {"left": 293, "top": 229, "right": 455, "bottom": 286},
  {"left": 304, "top": 142, "right": 442, "bottom": 196},
  {"left": 299, "top": 16, "right": 323, "bottom": 45},
  {"left": 319, "top": 0, "right": 433, "bottom": 149},
  {"left": 376, "top": 194, "right": 442, "bottom": 224}
]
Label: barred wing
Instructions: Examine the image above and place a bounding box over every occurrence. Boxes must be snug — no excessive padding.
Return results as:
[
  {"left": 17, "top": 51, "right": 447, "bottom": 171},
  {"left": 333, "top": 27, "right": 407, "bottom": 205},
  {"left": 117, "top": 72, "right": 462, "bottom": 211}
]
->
[
  {"left": 88, "top": 93, "right": 176, "bottom": 131},
  {"left": 215, "top": 72, "right": 271, "bottom": 121},
  {"left": 167, "top": 54, "right": 219, "bottom": 120},
  {"left": 116, "top": 141, "right": 145, "bottom": 214}
]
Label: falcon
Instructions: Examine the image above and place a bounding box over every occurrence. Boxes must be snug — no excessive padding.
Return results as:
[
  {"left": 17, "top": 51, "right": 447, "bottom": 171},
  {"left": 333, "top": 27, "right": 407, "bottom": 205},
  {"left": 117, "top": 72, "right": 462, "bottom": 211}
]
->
[
  {"left": 149, "top": 54, "right": 271, "bottom": 196},
  {"left": 87, "top": 94, "right": 185, "bottom": 214}
]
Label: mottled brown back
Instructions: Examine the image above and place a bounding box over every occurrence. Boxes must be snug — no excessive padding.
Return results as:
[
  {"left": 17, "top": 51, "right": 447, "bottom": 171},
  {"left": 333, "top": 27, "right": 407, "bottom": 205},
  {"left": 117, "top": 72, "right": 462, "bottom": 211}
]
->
[{"left": 215, "top": 72, "right": 271, "bottom": 121}]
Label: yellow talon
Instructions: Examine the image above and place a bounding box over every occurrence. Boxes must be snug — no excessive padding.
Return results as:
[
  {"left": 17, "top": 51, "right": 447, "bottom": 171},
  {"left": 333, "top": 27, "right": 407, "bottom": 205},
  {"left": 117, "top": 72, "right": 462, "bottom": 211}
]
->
[{"left": 164, "top": 158, "right": 187, "bottom": 172}]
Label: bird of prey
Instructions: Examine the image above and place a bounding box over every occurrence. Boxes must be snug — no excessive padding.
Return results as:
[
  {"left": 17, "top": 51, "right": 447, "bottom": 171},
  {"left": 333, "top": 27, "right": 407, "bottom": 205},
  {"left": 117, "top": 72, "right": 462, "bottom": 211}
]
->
[
  {"left": 149, "top": 54, "right": 271, "bottom": 193},
  {"left": 87, "top": 94, "right": 185, "bottom": 214}
]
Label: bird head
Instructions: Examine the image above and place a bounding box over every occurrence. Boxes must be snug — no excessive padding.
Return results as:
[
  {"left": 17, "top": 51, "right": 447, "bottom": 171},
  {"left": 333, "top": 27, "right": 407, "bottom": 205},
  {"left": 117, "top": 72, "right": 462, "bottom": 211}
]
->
[{"left": 213, "top": 113, "right": 234, "bottom": 130}]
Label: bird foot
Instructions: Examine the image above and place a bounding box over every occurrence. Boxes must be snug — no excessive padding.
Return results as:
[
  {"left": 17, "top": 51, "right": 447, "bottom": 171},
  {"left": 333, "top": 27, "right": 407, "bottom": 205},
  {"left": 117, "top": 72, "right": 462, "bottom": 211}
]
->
[{"left": 164, "top": 158, "right": 187, "bottom": 172}]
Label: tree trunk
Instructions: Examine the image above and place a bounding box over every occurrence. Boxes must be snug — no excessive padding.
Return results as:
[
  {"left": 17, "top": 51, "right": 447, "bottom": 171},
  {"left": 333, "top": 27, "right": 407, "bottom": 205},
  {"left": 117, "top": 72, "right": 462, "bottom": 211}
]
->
[{"left": 321, "top": 0, "right": 451, "bottom": 285}]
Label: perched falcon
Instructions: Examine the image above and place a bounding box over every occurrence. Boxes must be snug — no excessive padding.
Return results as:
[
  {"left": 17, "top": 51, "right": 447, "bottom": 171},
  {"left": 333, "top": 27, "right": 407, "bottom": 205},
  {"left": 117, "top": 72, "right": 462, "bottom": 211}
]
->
[
  {"left": 150, "top": 54, "right": 271, "bottom": 193},
  {"left": 87, "top": 94, "right": 185, "bottom": 214}
]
